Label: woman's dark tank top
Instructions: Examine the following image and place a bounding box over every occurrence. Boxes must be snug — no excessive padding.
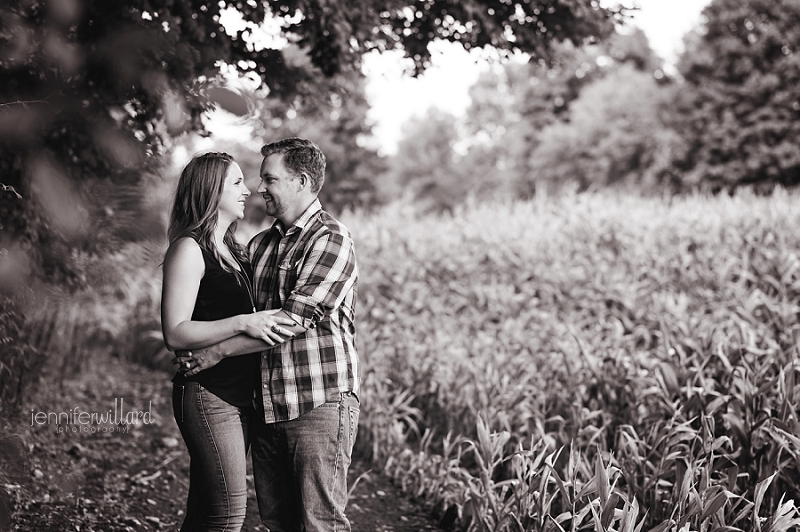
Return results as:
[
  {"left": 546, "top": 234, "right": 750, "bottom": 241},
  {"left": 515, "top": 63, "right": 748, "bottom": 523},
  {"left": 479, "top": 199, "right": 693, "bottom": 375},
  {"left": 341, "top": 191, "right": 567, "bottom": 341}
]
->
[{"left": 172, "top": 246, "right": 258, "bottom": 408}]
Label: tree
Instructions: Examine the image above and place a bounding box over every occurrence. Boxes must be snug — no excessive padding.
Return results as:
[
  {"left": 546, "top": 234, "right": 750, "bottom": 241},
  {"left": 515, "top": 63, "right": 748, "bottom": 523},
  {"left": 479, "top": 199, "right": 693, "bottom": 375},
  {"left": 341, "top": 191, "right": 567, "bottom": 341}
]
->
[
  {"left": 671, "top": 0, "right": 800, "bottom": 190},
  {"left": 524, "top": 65, "right": 680, "bottom": 193},
  {"left": 461, "top": 28, "right": 665, "bottom": 195},
  {"left": 382, "top": 108, "right": 467, "bottom": 210},
  {"left": 250, "top": 69, "right": 386, "bottom": 213},
  {"left": 0, "top": 0, "right": 622, "bottom": 284}
]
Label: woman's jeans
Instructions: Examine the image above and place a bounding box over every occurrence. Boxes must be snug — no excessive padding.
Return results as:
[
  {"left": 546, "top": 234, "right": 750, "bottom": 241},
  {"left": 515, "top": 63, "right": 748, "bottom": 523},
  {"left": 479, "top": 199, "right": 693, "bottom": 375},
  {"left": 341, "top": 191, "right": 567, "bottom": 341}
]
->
[
  {"left": 252, "top": 391, "right": 360, "bottom": 532},
  {"left": 173, "top": 382, "right": 253, "bottom": 532}
]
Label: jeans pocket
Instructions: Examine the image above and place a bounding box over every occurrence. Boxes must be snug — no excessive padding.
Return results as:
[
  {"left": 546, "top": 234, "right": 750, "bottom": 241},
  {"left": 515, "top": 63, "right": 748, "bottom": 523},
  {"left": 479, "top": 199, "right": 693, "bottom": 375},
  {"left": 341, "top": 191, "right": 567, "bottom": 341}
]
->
[
  {"left": 348, "top": 407, "right": 358, "bottom": 444},
  {"left": 172, "top": 384, "right": 186, "bottom": 424},
  {"left": 346, "top": 397, "right": 359, "bottom": 445}
]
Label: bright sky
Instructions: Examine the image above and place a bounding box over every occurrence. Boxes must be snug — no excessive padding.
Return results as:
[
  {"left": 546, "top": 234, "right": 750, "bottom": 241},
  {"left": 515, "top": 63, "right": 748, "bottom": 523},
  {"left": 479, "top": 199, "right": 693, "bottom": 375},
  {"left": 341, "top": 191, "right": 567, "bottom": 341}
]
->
[{"left": 363, "top": 0, "right": 712, "bottom": 155}]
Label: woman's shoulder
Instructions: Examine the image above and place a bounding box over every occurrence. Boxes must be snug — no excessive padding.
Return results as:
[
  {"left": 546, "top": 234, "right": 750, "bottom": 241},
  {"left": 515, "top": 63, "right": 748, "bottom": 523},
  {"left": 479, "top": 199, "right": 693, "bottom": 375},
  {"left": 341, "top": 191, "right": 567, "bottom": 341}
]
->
[
  {"left": 165, "top": 237, "right": 205, "bottom": 269},
  {"left": 168, "top": 236, "right": 202, "bottom": 255}
]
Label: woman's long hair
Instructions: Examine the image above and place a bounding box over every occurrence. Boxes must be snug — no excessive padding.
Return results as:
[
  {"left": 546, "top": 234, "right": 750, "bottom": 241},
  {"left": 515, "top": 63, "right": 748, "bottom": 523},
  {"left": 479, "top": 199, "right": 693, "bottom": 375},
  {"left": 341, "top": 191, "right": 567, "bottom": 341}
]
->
[{"left": 167, "top": 152, "right": 247, "bottom": 271}]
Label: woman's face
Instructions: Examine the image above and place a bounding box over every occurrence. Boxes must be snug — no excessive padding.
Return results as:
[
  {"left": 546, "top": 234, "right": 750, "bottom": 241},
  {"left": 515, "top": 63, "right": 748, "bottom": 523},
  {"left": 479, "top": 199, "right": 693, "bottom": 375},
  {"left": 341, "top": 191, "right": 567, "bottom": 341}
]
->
[{"left": 217, "top": 163, "right": 250, "bottom": 223}]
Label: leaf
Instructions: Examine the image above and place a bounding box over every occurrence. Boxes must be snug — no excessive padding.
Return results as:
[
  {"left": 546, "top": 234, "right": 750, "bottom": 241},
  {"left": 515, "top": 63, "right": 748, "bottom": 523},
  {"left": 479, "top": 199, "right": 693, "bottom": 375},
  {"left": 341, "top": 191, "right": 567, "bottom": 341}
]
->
[
  {"left": 596, "top": 453, "right": 610, "bottom": 508},
  {"left": 706, "top": 394, "right": 730, "bottom": 415},
  {"left": 754, "top": 472, "right": 778, "bottom": 531},
  {"left": 207, "top": 87, "right": 250, "bottom": 117},
  {"left": 647, "top": 518, "right": 674, "bottom": 532},
  {"left": 678, "top": 493, "right": 701, "bottom": 530},
  {"left": 590, "top": 498, "right": 606, "bottom": 532},
  {"left": 678, "top": 462, "right": 693, "bottom": 503},
  {"left": 548, "top": 463, "right": 573, "bottom": 507},
  {"left": 497, "top": 512, "right": 524, "bottom": 532},
  {"left": 730, "top": 501, "right": 754, "bottom": 526},
  {"left": 701, "top": 491, "right": 729, "bottom": 522},
  {"left": 568, "top": 440, "right": 579, "bottom": 484},
  {"left": 601, "top": 494, "right": 620, "bottom": 529},
  {"left": 545, "top": 514, "right": 568, "bottom": 532},
  {"left": 619, "top": 496, "right": 639, "bottom": 532},
  {"left": 577, "top": 476, "right": 599, "bottom": 500},
  {"left": 765, "top": 496, "right": 800, "bottom": 532}
]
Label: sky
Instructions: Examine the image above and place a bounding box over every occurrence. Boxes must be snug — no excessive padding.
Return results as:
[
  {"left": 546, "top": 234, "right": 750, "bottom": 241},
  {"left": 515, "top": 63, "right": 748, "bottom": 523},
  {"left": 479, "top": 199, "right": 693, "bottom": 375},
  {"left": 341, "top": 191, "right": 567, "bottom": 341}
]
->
[
  {"left": 205, "top": 0, "right": 712, "bottom": 156},
  {"left": 362, "top": 0, "right": 712, "bottom": 155}
]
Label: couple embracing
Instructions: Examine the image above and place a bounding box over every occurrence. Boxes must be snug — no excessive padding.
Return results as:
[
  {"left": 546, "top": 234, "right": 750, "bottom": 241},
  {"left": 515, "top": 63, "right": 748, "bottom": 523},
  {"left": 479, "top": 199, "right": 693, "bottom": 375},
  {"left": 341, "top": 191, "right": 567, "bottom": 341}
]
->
[{"left": 161, "top": 138, "right": 360, "bottom": 532}]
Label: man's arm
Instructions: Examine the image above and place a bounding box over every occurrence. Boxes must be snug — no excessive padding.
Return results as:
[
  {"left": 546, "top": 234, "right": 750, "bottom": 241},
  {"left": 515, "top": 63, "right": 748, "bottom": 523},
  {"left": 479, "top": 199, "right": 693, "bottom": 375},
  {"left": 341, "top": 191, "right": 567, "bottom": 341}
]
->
[
  {"left": 175, "top": 310, "right": 306, "bottom": 376},
  {"left": 280, "top": 230, "right": 357, "bottom": 330}
]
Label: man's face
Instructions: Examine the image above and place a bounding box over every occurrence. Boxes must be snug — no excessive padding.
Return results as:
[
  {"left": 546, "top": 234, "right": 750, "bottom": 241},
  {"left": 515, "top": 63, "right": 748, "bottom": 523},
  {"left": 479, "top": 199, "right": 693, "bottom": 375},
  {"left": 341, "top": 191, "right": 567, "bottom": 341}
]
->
[{"left": 258, "top": 153, "right": 299, "bottom": 223}]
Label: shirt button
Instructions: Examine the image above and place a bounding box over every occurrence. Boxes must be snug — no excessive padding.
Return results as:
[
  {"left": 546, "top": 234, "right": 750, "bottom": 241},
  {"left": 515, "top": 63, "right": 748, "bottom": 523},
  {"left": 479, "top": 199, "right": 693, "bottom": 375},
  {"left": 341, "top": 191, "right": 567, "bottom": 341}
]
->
[{"left": 263, "top": 384, "right": 268, "bottom": 388}]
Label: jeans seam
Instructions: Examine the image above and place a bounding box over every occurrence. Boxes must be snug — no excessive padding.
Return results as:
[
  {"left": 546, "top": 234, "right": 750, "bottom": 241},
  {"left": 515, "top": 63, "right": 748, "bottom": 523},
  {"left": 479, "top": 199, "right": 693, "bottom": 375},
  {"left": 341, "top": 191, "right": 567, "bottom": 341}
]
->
[
  {"left": 332, "top": 399, "right": 344, "bottom": 532},
  {"left": 197, "top": 385, "right": 232, "bottom": 532}
]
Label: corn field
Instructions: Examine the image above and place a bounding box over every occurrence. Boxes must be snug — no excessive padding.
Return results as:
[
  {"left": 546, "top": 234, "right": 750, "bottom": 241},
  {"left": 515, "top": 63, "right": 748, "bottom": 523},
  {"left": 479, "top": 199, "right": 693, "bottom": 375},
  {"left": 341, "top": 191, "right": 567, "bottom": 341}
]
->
[{"left": 348, "top": 190, "right": 800, "bottom": 532}]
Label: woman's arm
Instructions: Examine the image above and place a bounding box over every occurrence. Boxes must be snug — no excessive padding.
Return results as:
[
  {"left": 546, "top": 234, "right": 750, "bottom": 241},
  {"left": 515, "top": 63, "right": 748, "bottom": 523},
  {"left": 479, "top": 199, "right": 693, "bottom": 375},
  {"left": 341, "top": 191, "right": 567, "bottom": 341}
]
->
[
  {"left": 161, "top": 238, "right": 295, "bottom": 351},
  {"left": 174, "top": 310, "right": 306, "bottom": 376}
]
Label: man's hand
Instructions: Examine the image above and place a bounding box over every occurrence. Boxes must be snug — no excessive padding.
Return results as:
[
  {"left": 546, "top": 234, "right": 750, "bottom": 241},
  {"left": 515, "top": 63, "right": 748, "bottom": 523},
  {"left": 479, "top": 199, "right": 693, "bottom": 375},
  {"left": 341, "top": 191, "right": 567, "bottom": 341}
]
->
[{"left": 173, "top": 347, "right": 223, "bottom": 377}]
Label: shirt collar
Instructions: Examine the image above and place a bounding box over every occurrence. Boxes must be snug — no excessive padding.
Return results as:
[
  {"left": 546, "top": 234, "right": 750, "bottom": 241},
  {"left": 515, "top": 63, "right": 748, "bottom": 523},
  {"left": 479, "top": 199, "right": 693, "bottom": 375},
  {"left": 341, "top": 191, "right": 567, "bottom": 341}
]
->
[
  {"left": 269, "top": 199, "right": 322, "bottom": 237},
  {"left": 289, "top": 199, "right": 322, "bottom": 232}
]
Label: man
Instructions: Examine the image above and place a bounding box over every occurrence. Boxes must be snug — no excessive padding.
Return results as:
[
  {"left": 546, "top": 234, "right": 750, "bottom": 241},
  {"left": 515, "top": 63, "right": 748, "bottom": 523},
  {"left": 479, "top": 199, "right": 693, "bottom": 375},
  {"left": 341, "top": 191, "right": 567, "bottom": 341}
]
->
[{"left": 177, "top": 138, "right": 360, "bottom": 531}]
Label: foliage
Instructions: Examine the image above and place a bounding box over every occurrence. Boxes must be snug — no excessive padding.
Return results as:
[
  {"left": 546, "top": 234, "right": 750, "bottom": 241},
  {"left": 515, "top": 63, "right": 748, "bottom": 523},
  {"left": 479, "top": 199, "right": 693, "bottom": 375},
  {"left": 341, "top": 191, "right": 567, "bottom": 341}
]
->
[
  {"left": 385, "top": 30, "right": 668, "bottom": 207},
  {"left": 382, "top": 108, "right": 467, "bottom": 210},
  {"left": 0, "top": 189, "right": 46, "bottom": 408},
  {"left": 0, "top": 239, "right": 168, "bottom": 405},
  {"left": 468, "top": 29, "right": 662, "bottom": 139},
  {"left": 472, "top": 30, "right": 666, "bottom": 195},
  {"left": 390, "top": 0, "right": 800, "bottom": 198},
  {"left": 522, "top": 65, "right": 680, "bottom": 193},
  {"left": 347, "top": 190, "right": 800, "bottom": 530},
  {"left": 250, "top": 69, "right": 387, "bottom": 212},
  {"left": 0, "top": 0, "right": 619, "bottom": 274},
  {"left": 670, "top": 0, "right": 800, "bottom": 189},
  {"left": 0, "top": 293, "right": 45, "bottom": 409}
]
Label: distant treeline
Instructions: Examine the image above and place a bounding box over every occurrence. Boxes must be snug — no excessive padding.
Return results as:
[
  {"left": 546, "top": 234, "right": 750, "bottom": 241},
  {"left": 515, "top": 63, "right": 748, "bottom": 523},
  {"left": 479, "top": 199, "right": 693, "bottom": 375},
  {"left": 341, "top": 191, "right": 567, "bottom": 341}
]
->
[{"left": 380, "top": 0, "right": 800, "bottom": 210}]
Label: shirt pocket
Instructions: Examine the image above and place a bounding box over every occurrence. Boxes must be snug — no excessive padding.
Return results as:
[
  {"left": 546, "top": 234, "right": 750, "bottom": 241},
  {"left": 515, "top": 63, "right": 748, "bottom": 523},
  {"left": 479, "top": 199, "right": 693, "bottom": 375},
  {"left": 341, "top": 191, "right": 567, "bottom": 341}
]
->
[{"left": 277, "top": 258, "right": 301, "bottom": 303}]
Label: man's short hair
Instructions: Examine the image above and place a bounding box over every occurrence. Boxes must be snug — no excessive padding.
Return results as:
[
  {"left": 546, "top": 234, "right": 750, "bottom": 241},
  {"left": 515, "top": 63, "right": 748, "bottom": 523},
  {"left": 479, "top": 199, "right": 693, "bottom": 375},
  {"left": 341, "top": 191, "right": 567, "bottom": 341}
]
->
[{"left": 261, "top": 138, "right": 326, "bottom": 194}]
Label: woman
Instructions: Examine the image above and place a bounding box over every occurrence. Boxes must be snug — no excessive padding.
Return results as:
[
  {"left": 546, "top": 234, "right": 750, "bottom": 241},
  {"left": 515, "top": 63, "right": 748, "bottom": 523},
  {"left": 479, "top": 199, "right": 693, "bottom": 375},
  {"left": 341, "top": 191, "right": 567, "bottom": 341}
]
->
[{"left": 161, "top": 152, "right": 294, "bottom": 532}]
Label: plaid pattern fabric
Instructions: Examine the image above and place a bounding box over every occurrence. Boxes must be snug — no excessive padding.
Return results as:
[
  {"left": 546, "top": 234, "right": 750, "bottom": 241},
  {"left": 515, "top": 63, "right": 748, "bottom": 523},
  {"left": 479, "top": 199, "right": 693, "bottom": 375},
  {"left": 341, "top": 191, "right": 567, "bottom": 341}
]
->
[{"left": 249, "top": 199, "right": 359, "bottom": 423}]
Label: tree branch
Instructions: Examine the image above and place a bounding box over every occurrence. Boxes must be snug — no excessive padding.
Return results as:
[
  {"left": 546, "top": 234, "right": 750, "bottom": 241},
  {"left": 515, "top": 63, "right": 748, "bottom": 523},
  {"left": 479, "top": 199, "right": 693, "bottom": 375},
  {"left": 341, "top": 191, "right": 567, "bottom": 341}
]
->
[
  {"left": 0, "top": 99, "right": 49, "bottom": 111},
  {"left": 1, "top": 184, "right": 23, "bottom": 199}
]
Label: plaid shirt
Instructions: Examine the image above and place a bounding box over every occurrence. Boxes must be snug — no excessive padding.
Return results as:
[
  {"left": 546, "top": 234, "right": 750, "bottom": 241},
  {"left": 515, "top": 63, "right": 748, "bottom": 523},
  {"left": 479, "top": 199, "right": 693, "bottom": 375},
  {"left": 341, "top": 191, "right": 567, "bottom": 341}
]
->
[{"left": 248, "top": 199, "right": 359, "bottom": 423}]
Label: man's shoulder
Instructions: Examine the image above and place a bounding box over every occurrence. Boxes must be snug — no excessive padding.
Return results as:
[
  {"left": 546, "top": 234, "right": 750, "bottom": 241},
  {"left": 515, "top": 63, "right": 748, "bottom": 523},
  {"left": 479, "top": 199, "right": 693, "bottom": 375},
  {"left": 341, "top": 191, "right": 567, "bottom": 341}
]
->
[{"left": 310, "top": 209, "right": 353, "bottom": 242}]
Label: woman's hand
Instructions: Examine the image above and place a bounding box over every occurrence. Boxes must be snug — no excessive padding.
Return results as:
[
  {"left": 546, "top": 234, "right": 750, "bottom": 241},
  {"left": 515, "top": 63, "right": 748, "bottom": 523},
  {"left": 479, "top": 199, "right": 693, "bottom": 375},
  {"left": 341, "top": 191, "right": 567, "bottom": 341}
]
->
[
  {"left": 239, "top": 310, "right": 297, "bottom": 345},
  {"left": 173, "top": 348, "right": 222, "bottom": 377}
]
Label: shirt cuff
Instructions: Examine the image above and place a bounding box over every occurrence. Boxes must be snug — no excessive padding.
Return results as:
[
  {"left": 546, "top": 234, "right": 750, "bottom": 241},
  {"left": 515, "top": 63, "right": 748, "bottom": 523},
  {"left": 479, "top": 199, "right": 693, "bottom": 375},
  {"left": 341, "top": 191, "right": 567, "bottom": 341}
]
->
[{"left": 283, "top": 294, "right": 325, "bottom": 329}]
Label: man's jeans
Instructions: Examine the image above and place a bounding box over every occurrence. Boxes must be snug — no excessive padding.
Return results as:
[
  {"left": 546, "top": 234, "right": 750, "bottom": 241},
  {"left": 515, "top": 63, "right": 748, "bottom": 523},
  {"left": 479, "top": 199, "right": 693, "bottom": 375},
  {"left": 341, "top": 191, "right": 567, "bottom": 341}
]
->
[
  {"left": 173, "top": 382, "right": 253, "bottom": 532},
  {"left": 252, "top": 392, "right": 360, "bottom": 532}
]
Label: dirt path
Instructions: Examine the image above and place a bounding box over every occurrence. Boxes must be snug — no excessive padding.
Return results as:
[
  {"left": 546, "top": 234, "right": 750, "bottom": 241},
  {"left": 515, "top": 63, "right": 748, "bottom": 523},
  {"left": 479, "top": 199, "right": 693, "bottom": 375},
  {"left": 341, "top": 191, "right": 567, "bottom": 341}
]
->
[{"left": 2, "top": 356, "right": 441, "bottom": 531}]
